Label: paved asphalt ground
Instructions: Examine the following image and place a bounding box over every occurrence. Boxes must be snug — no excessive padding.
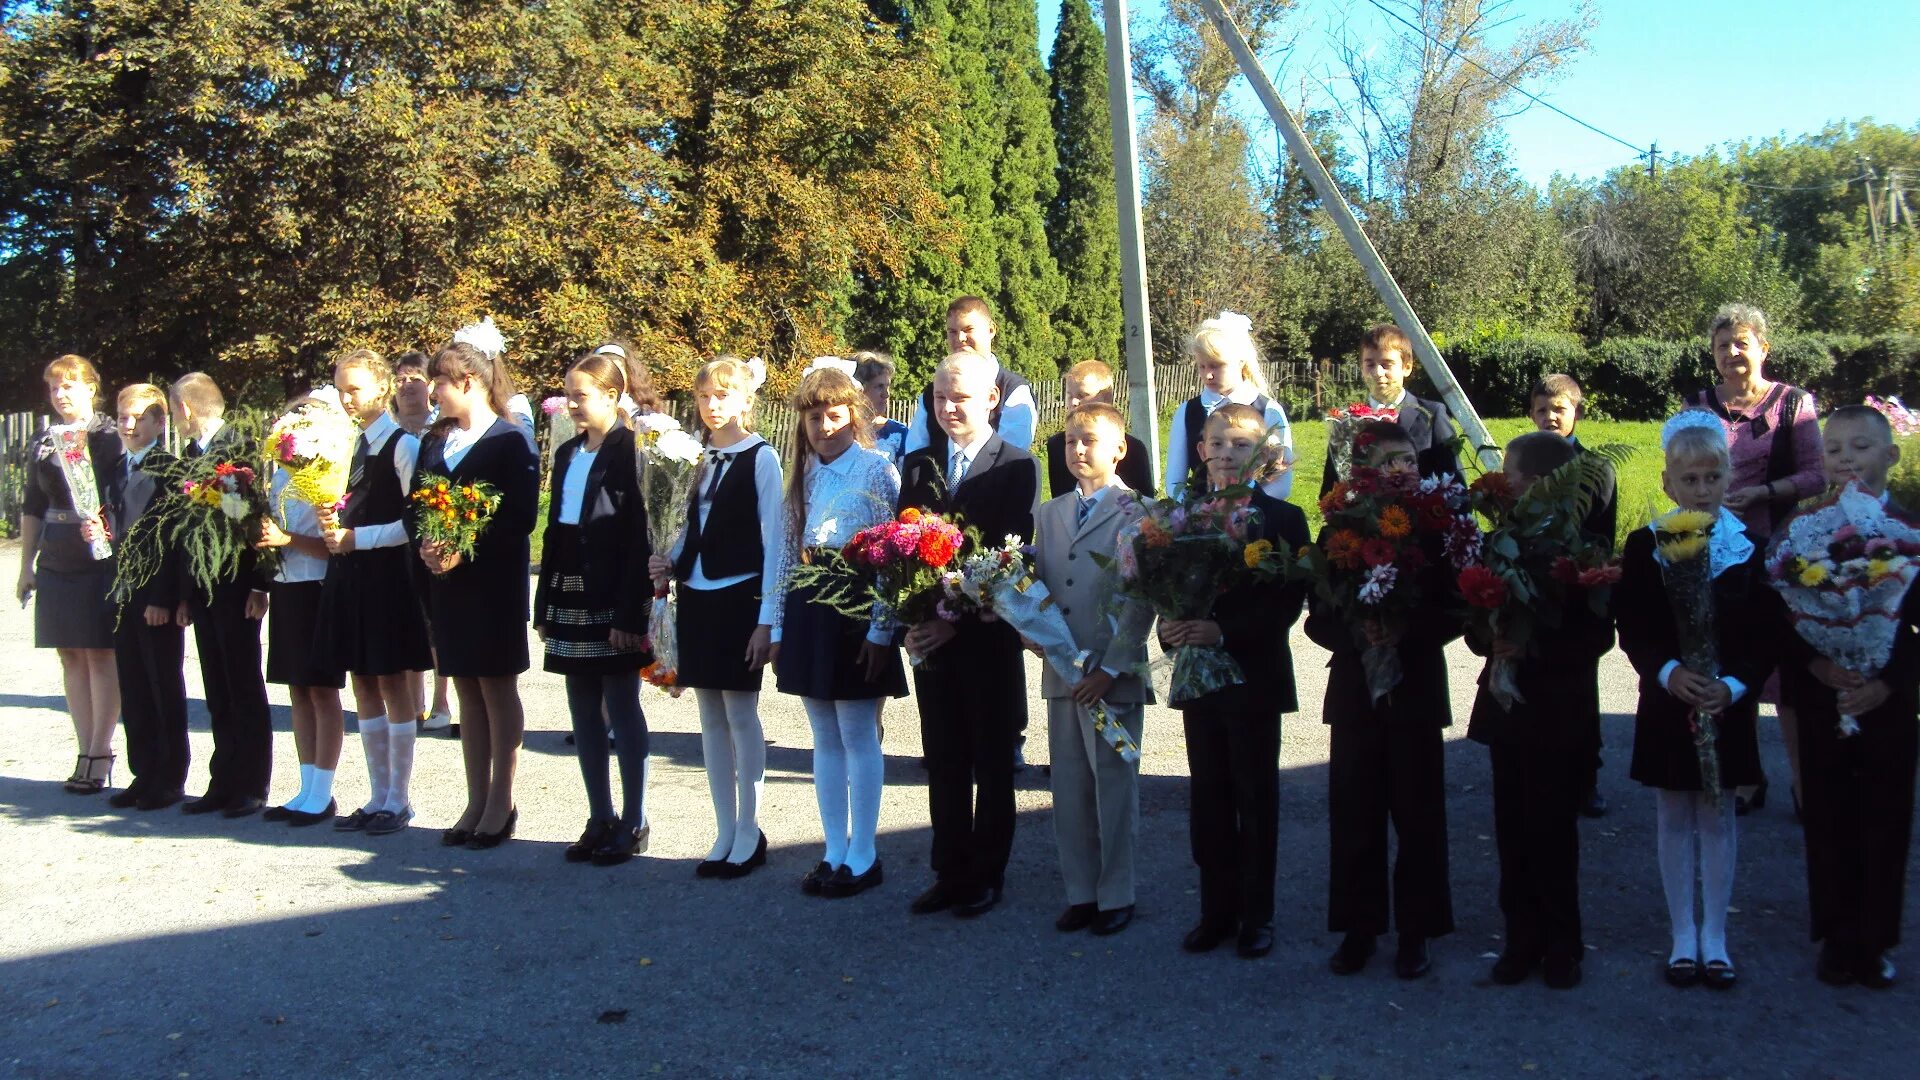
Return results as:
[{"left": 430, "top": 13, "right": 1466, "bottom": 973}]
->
[{"left": 0, "top": 545, "right": 1913, "bottom": 1078}]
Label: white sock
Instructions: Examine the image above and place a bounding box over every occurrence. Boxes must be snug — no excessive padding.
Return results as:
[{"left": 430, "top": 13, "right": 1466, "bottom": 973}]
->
[
  {"left": 695, "top": 690, "right": 737, "bottom": 861},
  {"left": 805, "top": 698, "right": 850, "bottom": 869},
  {"left": 1655, "top": 790, "right": 1700, "bottom": 963},
  {"left": 385, "top": 719, "right": 417, "bottom": 814},
  {"left": 840, "top": 698, "right": 884, "bottom": 876},
  {"left": 285, "top": 763, "right": 314, "bottom": 810},
  {"left": 358, "top": 715, "right": 390, "bottom": 814},
  {"left": 724, "top": 690, "right": 766, "bottom": 863},
  {"left": 1697, "top": 793, "right": 1738, "bottom": 964},
  {"left": 302, "top": 767, "right": 337, "bottom": 814}
]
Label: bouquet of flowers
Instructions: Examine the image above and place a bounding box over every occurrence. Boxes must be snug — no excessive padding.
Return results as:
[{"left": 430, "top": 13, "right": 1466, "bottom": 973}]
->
[
  {"left": 268, "top": 399, "right": 357, "bottom": 515},
  {"left": 1295, "top": 468, "right": 1476, "bottom": 702},
  {"left": 1766, "top": 482, "right": 1920, "bottom": 737},
  {"left": 48, "top": 423, "right": 111, "bottom": 560},
  {"left": 1326, "top": 403, "right": 1400, "bottom": 485},
  {"left": 115, "top": 432, "right": 272, "bottom": 603},
  {"left": 409, "top": 476, "right": 503, "bottom": 570},
  {"left": 948, "top": 534, "right": 1144, "bottom": 761},
  {"left": 633, "top": 412, "right": 706, "bottom": 692},
  {"left": 1456, "top": 453, "right": 1625, "bottom": 710},
  {"left": 788, "top": 507, "right": 969, "bottom": 670},
  {"left": 1652, "top": 508, "right": 1726, "bottom": 803}
]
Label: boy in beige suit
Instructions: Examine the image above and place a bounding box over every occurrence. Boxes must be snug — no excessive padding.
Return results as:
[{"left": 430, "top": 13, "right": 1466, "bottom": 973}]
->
[{"left": 1029, "top": 403, "right": 1155, "bottom": 936}]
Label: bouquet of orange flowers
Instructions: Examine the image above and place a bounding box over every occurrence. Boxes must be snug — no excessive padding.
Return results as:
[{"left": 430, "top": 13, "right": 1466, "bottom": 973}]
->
[{"left": 409, "top": 476, "right": 502, "bottom": 571}]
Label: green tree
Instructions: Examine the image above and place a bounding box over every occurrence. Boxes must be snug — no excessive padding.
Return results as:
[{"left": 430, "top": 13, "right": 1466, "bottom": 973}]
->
[{"left": 1045, "top": 0, "right": 1122, "bottom": 366}]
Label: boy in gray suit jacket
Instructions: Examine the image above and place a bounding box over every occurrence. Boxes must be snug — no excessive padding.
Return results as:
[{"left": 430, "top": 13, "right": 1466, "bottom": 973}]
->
[{"left": 1028, "top": 403, "right": 1155, "bottom": 937}]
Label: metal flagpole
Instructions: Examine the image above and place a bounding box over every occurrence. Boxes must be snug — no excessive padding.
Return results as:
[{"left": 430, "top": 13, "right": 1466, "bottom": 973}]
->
[
  {"left": 1103, "top": 0, "right": 1161, "bottom": 487},
  {"left": 1195, "top": 0, "right": 1501, "bottom": 470}
]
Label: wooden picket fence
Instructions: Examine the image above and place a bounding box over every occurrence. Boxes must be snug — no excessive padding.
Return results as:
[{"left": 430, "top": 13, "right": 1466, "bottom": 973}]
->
[{"left": 1, "top": 411, "right": 48, "bottom": 538}]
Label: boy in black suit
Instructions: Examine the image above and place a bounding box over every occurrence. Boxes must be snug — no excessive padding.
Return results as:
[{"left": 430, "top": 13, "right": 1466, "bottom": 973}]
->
[
  {"left": 1161, "top": 403, "right": 1310, "bottom": 960},
  {"left": 1306, "top": 421, "right": 1458, "bottom": 979},
  {"left": 1528, "top": 374, "right": 1618, "bottom": 817},
  {"left": 1044, "top": 360, "right": 1154, "bottom": 499},
  {"left": 1467, "top": 432, "right": 1614, "bottom": 990},
  {"left": 88, "top": 384, "right": 191, "bottom": 810},
  {"left": 1320, "top": 324, "right": 1461, "bottom": 497},
  {"left": 170, "top": 372, "right": 273, "bottom": 818},
  {"left": 899, "top": 350, "right": 1039, "bottom": 919}
]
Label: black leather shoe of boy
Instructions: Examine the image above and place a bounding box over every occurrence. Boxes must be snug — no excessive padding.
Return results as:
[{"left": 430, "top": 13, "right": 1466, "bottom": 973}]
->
[
  {"left": 1490, "top": 950, "right": 1537, "bottom": 985},
  {"left": 1055, "top": 903, "right": 1097, "bottom": 932},
  {"left": 181, "top": 793, "right": 227, "bottom": 815},
  {"left": 910, "top": 881, "right": 959, "bottom": 915},
  {"left": 1329, "top": 933, "right": 1376, "bottom": 975},
  {"left": 108, "top": 786, "right": 146, "bottom": 810},
  {"left": 1182, "top": 920, "right": 1234, "bottom": 954},
  {"left": 1091, "top": 906, "right": 1135, "bottom": 937},
  {"left": 1235, "top": 924, "right": 1274, "bottom": 959},
  {"left": 951, "top": 885, "right": 1002, "bottom": 918},
  {"left": 1394, "top": 936, "right": 1432, "bottom": 979},
  {"left": 1542, "top": 955, "right": 1582, "bottom": 990},
  {"left": 1815, "top": 943, "right": 1855, "bottom": 986}
]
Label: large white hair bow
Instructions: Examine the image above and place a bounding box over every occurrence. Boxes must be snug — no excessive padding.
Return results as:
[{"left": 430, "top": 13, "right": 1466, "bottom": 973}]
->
[
  {"left": 453, "top": 316, "right": 507, "bottom": 360},
  {"left": 593, "top": 342, "right": 628, "bottom": 360},
  {"left": 743, "top": 356, "right": 768, "bottom": 391},
  {"left": 804, "top": 355, "right": 860, "bottom": 385},
  {"left": 1211, "top": 310, "right": 1254, "bottom": 336},
  {"left": 1660, "top": 408, "right": 1727, "bottom": 451}
]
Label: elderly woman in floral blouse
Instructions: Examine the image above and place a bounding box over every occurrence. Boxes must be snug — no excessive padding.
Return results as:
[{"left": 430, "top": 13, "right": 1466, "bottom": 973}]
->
[{"left": 1682, "top": 303, "right": 1826, "bottom": 816}]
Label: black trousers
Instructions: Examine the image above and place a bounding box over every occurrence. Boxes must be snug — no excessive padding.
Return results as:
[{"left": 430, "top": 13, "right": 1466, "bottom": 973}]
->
[
  {"left": 192, "top": 588, "right": 271, "bottom": 801},
  {"left": 1328, "top": 715, "right": 1454, "bottom": 938},
  {"left": 1183, "top": 687, "right": 1281, "bottom": 929},
  {"left": 1798, "top": 707, "right": 1917, "bottom": 954},
  {"left": 915, "top": 632, "right": 1023, "bottom": 892},
  {"left": 1490, "top": 741, "right": 1585, "bottom": 960},
  {"left": 114, "top": 612, "right": 188, "bottom": 794}
]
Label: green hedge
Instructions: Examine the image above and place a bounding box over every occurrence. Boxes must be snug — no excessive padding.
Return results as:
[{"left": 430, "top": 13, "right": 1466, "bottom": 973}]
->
[{"left": 1435, "top": 330, "right": 1920, "bottom": 420}]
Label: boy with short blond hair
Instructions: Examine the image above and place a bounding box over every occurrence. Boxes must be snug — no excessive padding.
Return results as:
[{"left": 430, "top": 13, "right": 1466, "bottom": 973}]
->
[{"left": 1045, "top": 360, "right": 1154, "bottom": 498}]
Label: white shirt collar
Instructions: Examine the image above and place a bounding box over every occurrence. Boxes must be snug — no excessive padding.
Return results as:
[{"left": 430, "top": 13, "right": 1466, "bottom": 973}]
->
[
  {"left": 814, "top": 444, "right": 866, "bottom": 477},
  {"left": 362, "top": 410, "right": 398, "bottom": 449},
  {"left": 195, "top": 416, "right": 226, "bottom": 450},
  {"left": 707, "top": 433, "right": 765, "bottom": 457},
  {"left": 128, "top": 444, "right": 155, "bottom": 466},
  {"left": 1369, "top": 389, "right": 1408, "bottom": 410},
  {"left": 1199, "top": 384, "right": 1260, "bottom": 410},
  {"left": 951, "top": 431, "right": 993, "bottom": 464}
]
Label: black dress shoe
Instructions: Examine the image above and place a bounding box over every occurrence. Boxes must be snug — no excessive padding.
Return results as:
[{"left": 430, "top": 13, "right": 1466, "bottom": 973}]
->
[
  {"left": 1735, "top": 776, "right": 1769, "bottom": 816},
  {"left": 952, "top": 885, "right": 1003, "bottom": 918},
  {"left": 335, "top": 808, "right": 375, "bottom": 832},
  {"left": 820, "top": 860, "right": 884, "bottom": 898},
  {"left": 1665, "top": 957, "right": 1701, "bottom": 987},
  {"left": 263, "top": 802, "right": 296, "bottom": 822},
  {"left": 1394, "top": 936, "right": 1432, "bottom": 980},
  {"left": 1236, "top": 924, "right": 1275, "bottom": 959},
  {"left": 1578, "top": 787, "right": 1607, "bottom": 818},
  {"left": 222, "top": 796, "right": 265, "bottom": 818},
  {"left": 1543, "top": 955, "right": 1582, "bottom": 990},
  {"left": 1701, "top": 958, "right": 1737, "bottom": 990},
  {"left": 1329, "top": 932, "right": 1376, "bottom": 975},
  {"left": 1856, "top": 951, "right": 1897, "bottom": 989},
  {"left": 714, "top": 831, "right": 768, "bottom": 879},
  {"left": 566, "top": 818, "right": 617, "bottom": 863},
  {"left": 801, "top": 861, "right": 835, "bottom": 895},
  {"left": 1491, "top": 949, "right": 1538, "bottom": 985},
  {"left": 910, "top": 881, "right": 960, "bottom": 915},
  {"left": 1183, "top": 919, "right": 1235, "bottom": 954},
  {"left": 136, "top": 788, "right": 184, "bottom": 811},
  {"left": 591, "top": 826, "right": 649, "bottom": 866},
  {"left": 181, "top": 793, "right": 228, "bottom": 815},
  {"left": 1815, "top": 943, "right": 1854, "bottom": 986},
  {"left": 1091, "top": 905, "right": 1135, "bottom": 937},
  {"left": 287, "top": 799, "right": 337, "bottom": 827},
  {"left": 108, "top": 787, "right": 145, "bottom": 809},
  {"left": 1056, "top": 903, "right": 1098, "bottom": 932},
  {"left": 465, "top": 808, "right": 518, "bottom": 849},
  {"left": 440, "top": 826, "right": 473, "bottom": 847}
]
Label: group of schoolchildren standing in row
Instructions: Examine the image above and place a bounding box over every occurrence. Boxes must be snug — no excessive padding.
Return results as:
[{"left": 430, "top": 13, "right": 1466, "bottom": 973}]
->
[{"left": 19, "top": 298, "right": 1915, "bottom": 993}]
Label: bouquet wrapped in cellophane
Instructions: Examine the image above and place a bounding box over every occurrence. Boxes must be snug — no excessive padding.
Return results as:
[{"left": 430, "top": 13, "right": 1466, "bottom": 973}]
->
[
  {"left": 1652, "top": 508, "right": 1725, "bottom": 805},
  {"left": 268, "top": 399, "right": 357, "bottom": 516},
  {"left": 1326, "top": 402, "right": 1399, "bottom": 485},
  {"left": 49, "top": 422, "right": 111, "bottom": 560},
  {"left": 633, "top": 412, "right": 705, "bottom": 693},
  {"left": 1766, "top": 482, "right": 1920, "bottom": 737}
]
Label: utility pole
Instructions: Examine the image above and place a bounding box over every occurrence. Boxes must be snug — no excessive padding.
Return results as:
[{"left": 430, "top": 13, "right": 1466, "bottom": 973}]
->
[
  {"left": 1863, "top": 159, "right": 1882, "bottom": 247},
  {"left": 1102, "top": 0, "right": 1160, "bottom": 486},
  {"left": 1194, "top": 0, "right": 1500, "bottom": 470},
  {"left": 1647, "top": 141, "right": 1658, "bottom": 179}
]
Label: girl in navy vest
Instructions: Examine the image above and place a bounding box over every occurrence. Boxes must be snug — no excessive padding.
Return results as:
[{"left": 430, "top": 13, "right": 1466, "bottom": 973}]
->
[
  {"left": 319, "top": 350, "right": 436, "bottom": 836},
  {"left": 536, "top": 351, "right": 654, "bottom": 866},
  {"left": 774, "top": 361, "right": 906, "bottom": 898},
  {"left": 1163, "top": 312, "right": 1294, "bottom": 500},
  {"left": 647, "top": 356, "right": 784, "bottom": 877},
  {"left": 417, "top": 337, "right": 540, "bottom": 849}
]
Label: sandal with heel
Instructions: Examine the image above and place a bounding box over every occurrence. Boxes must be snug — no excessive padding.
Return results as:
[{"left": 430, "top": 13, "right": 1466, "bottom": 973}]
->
[{"left": 65, "top": 755, "right": 114, "bottom": 795}]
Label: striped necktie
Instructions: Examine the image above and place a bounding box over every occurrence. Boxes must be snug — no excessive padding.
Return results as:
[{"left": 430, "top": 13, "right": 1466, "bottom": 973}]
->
[{"left": 1076, "top": 494, "right": 1095, "bottom": 527}]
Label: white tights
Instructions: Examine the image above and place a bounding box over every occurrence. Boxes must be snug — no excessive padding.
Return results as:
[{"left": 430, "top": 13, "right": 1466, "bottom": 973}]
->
[
  {"left": 696, "top": 689, "right": 765, "bottom": 863},
  {"left": 804, "top": 697, "right": 884, "bottom": 875},
  {"left": 1656, "top": 789, "right": 1738, "bottom": 964}
]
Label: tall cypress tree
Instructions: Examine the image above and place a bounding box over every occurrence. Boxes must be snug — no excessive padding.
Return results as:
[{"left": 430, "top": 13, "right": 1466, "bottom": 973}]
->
[
  {"left": 979, "top": 0, "right": 1067, "bottom": 384},
  {"left": 1046, "top": 0, "right": 1123, "bottom": 366}
]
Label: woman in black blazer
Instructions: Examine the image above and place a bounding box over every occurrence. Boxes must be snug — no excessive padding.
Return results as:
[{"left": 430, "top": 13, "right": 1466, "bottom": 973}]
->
[
  {"left": 534, "top": 352, "right": 653, "bottom": 866},
  {"left": 416, "top": 340, "right": 540, "bottom": 848}
]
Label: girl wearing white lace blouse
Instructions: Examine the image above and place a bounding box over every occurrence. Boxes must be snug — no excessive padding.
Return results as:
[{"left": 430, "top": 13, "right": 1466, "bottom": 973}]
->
[{"left": 773, "top": 362, "right": 906, "bottom": 899}]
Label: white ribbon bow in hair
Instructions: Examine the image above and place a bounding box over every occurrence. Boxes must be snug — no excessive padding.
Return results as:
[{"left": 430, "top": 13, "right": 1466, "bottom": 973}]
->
[
  {"left": 593, "top": 343, "right": 628, "bottom": 360},
  {"left": 804, "top": 355, "right": 861, "bottom": 386},
  {"left": 1213, "top": 310, "right": 1254, "bottom": 336},
  {"left": 1660, "top": 408, "right": 1726, "bottom": 451},
  {"left": 453, "top": 316, "right": 508, "bottom": 360},
  {"left": 743, "top": 356, "right": 768, "bottom": 391}
]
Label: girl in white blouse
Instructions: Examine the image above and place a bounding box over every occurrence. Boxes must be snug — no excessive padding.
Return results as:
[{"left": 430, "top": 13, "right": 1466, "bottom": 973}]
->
[{"left": 773, "top": 363, "right": 906, "bottom": 898}]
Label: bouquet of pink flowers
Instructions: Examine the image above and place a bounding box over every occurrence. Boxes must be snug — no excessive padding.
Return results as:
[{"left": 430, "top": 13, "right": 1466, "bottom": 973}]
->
[
  {"left": 788, "top": 507, "right": 971, "bottom": 659},
  {"left": 1767, "top": 482, "right": 1920, "bottom": 736}
]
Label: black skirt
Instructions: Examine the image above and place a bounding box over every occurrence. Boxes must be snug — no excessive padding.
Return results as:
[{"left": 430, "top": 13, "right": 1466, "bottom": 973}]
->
[
  {"left": 34, "top": 564, "right": 115, "bottom": 649},
  {"left": 540, "top": 526, "right": 649, "bottom": 676},
  {"left": 317, "top": 544, "right": 434, "bottom": 677},
  {"left": 1629, "top": 699, "right": 1764, "bottom": 791},
  {"left": 267, "top": 580, "right": 345, "bottom": 689},
  {"left": 774, "top": 583, "right": 906, "bottom": 701},
  {"left": 674, "top": 578, "right": 764, "bottom": 692}
]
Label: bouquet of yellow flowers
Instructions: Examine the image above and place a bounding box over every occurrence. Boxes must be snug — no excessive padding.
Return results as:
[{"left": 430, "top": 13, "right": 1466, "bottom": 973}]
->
[
  {"left": 1653, "top": 507, "right": 1725, "bottom": 804},
  {"left": 410, "top": 476, "right": 503, "bottom": 571},
  {"left": 268, "top": 399, "right": 357, "bottom": 515}
]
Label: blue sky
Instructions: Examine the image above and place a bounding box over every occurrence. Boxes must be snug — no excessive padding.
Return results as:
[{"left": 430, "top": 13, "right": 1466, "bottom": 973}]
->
[{"left": 1040, "top": 0, "right": 1920, "bottom": 186}]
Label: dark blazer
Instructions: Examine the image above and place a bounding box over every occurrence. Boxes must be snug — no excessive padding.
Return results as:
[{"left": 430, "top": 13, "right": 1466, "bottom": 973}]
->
[
  {"left": 898, "top": 434, "right": 1039, "bottom": 643},
  {"left": 1319, "top": 392, "right": 1461, "bottom": 498},
  {"left": 1465, "top": 597, "right": 1614, "bottom": 750},
  {"left": 1568, "top": 435, "right": 1620, "bottom": 550},
  {"left": 24, "top": 417, "right": 122, "bottom": 573},
  {"left": 535, "top": 426, "right": 651, "bottom": 637},
  {"left": 1045, "top": 430, "right": 1155, "bottom": 501},
  {"left": 1193, "top": 490, "right": 1310, "bottom": 712},
  {"left": 107, "top": 448, "right": 184, "bottom": 612},
  {"left": 1303, "top": 529, "right": 1461, "bottom": 729},
  {"left": 413, "top": 417, "right": 541, "bottom": 676}
]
